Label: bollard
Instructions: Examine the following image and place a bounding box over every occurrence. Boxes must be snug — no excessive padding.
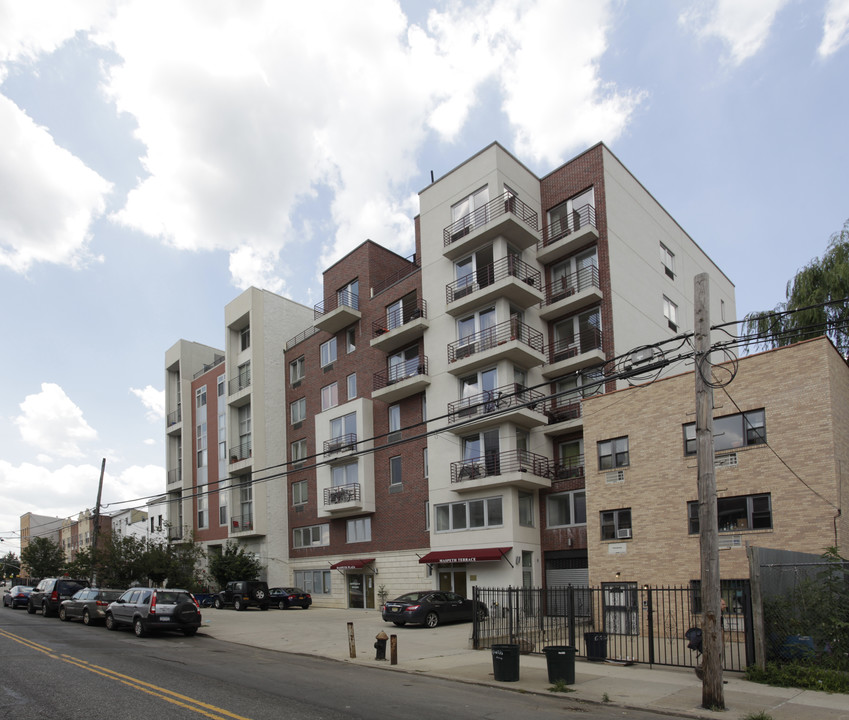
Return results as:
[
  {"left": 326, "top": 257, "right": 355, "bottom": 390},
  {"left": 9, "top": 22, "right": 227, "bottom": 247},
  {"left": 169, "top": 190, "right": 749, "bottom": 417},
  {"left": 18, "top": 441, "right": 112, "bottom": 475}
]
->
[
  {"left": 390, "top": 634, "right": 398, "bottom": 665},
  {"left": 374, "top": 631, "right": 388, "bottom": 660},
  {"left": 347, "top": 621, "right": 356, "bottom": 659}
]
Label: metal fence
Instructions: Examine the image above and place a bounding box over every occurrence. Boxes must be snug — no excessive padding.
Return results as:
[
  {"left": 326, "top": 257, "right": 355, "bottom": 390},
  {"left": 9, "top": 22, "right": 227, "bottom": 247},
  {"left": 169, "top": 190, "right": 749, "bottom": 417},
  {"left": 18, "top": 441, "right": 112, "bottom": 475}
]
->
[{"left": 472, "top": 585, "right": 753, "bottom": 672}]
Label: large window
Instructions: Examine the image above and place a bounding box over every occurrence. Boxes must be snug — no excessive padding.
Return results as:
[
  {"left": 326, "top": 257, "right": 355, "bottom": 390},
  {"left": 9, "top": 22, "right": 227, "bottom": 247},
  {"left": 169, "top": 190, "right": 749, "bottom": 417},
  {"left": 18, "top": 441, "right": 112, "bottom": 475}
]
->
[
  {"left": 292, "top": 480, "right": 308, "bottom": 506},
  {"left": 196, "top": 423, "right": 207, "bottom": 467},
  {"left": 389, "top": 404, "right": 401, "bottom": 434},
  {"left": 688, "top": 493, "right": 772, "bottom": 534},
  {"left": 547, "top": 490, "right": 587, "bottom": 527},
  {"left": 550, "top": 247, "right": 598, "bottom": 299},
  {"left": 598, "top": 437, "right": 629, "bottom": 470},
  {"left": 684, "top": 409, "right": 766, "bottom": 455},
  {"left": 338, "top": 279, "right": 359, "bottom": 310},
  {"left": 660, "top": 243, "right": 675, "bottom": 279},
  {"left": 321, "top": 382, "right": 338, "bottom": 411},
  {"left": 553, "top": 307, "right": 601, "bottom": 360},
  {"left": 294, "top": 569, "right": 331, "bottom": 595},
  {"left": 663, "top": 296, "right": 678, "bottom": 331},
  {"left": 451, "top": 186, "right": 490, "bottom": 236},
  {"left": 331, "top": 461, "right": 358, "bottom": 487},
  {"left": 218, "top": 479, "right": 228, "bottom": 526},
  {"left": 290, "top": 397, "right": 306, "bottom": 425},
  {"left": 330, "top": 411, "right": 356, "bottom": 440},
  {"left": 320, "top": 337, "right": 337, "bottom": 367},
  {"left": 457, "top": 307, "right": 496, "bottom": 354},
  {"left": 290, "top": 356, "right": 305, "bottom": 384},
  {"left": 387, "top": 345, "right": 420, "bottom": 383},
  {"left": 519, "top": 491, "right": 534, "bottom": 527},
  {"left": 346, "top": 517, "right": 371, "bottom": 543},
  {"left": 293, "top": 524, "right": 329, "bottom": 548},
  {"left": 347, "top": 373, "right": 357, "bottom": 400},
  {"left": 600, "top": 508, "right": 632, "bottom": 540},
  {"left": 196, "top": 387, "right": 207, "bottom": 408},
  {"left": 435, "top": 497, "right": 503, "bottom": 532},
  {"left": 291, "top": 438, "right": 307, "bottom": 467},
  {"left": 240, "top": 325, "right": 251, "bottom": 351},
  {"left": 548, "top": 186, "right": 595, "bottom": 238},
  {"left": 389, "top": 456, "right": 402, "bottom": 485}
]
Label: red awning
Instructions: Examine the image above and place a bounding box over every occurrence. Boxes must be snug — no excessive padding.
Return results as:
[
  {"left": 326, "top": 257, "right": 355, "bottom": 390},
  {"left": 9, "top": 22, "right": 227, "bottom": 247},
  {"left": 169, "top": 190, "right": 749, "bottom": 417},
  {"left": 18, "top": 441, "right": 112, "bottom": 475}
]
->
[
  {"left": 418, "top": 547, "right": 512, "bottom": 564},
  {"left": 329, "top": 558, "right": 375, "bottom": 570}
]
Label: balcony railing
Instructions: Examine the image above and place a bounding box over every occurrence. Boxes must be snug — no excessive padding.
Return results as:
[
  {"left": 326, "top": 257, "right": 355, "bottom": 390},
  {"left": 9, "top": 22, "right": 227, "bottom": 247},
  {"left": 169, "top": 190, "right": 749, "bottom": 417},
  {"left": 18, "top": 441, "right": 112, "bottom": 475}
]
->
[
  {"left": 448, "top": 383, "right": 545, "bottom": 423},
  {"left": 286, "top": 326, "right": 320, "bottom": 351},
  {"left": 444, "top": 192, "right": 539, "bottom": 247},
  {"left": 231, "top": 514, "right": 254, "bottom": 532},
  {"left": 542, "top": 265, "right": 600, "bottom": 306},
  {"left": 324, "top": 483, "right": 361, "bottom": 506},
  {"left": 229, "top": 438, "right": 252, "bottom": 463},
  {"left": 448, "top": 319, "right": 544, "bottom": 363},
  {"left": 229, "top": 370, "right": 251, "bottom": 394},
  {"left": 168, "top": 525, "right": 183, "bottom": 541},
  {"left": 539, "top": 203, "right": 597, "bottom": 249},
  {"left": 371, "top": 254, "right": 419, "bottom": 296},
  {"left": 450, "top": 449, "right": 550, "bottom": 484},
  {"left": 545, "top": 398, "right": 583, "bottom": 424},
  {"left": 550, "top": 454, "right": 585, "bottom": 481},
  {"left": 324, "top": 433, "right": 357, "bottom": 455},
  {"left": 192, "top": 353, "right": 225, "bottom": 379},
  {"left": 548, "top": 327, "right": 603, "bottom": 364},
  {"left": 166, "top": 406, "right": 182, "bottom": 427},
  {"left": 446, "top": 256, "right": 541, "bottom": 304},
  {"left": 373, "top": 355, "right": 428, "bottom": 391},
  {"left": 167, "top": 468, "right": 181, "bottom": 484},
  {"left": 372, "top": 298, "right": 428, "bottom": 338},
  {"left": 314, "top": 289, "right": 359, "bottom": 320}
]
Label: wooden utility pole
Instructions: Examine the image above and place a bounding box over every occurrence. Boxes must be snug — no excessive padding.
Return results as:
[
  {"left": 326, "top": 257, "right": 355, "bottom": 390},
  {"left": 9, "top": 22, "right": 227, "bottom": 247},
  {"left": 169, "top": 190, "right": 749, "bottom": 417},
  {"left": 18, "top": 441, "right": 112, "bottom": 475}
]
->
[
  {"left": 694, "top": 274, "right": 724, "bottom": 709},
  {"left": 90, "top": 458, "right": 106, "bottom": 584}
]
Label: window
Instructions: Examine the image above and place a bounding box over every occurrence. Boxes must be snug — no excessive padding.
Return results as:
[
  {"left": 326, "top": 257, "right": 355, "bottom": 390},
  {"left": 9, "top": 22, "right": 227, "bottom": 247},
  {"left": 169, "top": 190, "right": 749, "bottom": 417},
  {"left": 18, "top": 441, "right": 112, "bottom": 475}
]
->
[
  {"left": 218, "top": 479, "right": 228, "bottom": 525},
  {"left": 458, "top": 367, "right": 498, "bottom": 416},
  {"left": 290, "top": 356, "right": 305, "bottom": 384},
  {"left": 457, "top": 307, "right": 496, "bottom": 354},
  {"left": 240, "top": 325, "right": 251, "bottom": 351},
  {"left": 598, "top": 437, "right": 629, "bottom": 470},
  {"left": 519, "top": 491, "right": 534, "bottom": 527},
  {"left": 236, "top": 361, "right": 251, "bottom": 391},
  {"left": 422, "top": 394, "right": 427, "bottom": 421},
  {"left": 330, "top": 411, "right": 356, "bottom": 440},
  {"left": 290, "top": 397, "right": 306, "bottom": 425},
  {"left": 321, "top": 382, "right": 338, "bottom": 411},
  {"left": 548, "top": 186, "right": 595, "bottom": 238},
  {"left": 684, "top": 409, "right": 766, "bottom": 455},
  {"left": 347, "top": 373, "right": 357, "bottom": 400},
  {"left": 197, "top": 495, "right": 207, "bottom": 529},
  {"left": 423, "top": 447, "right": 428, "bottom": 478},
  {"left": 387, "top": 345, "right": 420, "bottom": 383},
  {"left": 600, "top": 508, "right": 632, "bottom": 540},
  {"left": 425, "top": 501, "right": 430, "bottom": 531},
  {"left": 346, "top": 517, "right": 371, "bottom": 543},
  {"left": 338, "top": 279, "right": 359, "bottom": 310},
  {"left": 217, "top": 412, "right": 226, "bottom": 461},
  {"left": 293, "top": 524, "right": 329, "bottom": 548},
  {"left": 332, "top": 461, "right": 358, "bottom": 487},
  {"left": 320, "top": 337, "right": 337, "bottom": 367},
  {"left": 660, "top": 243, "right": 675, "bottom": 279},
  {"left": 292, "top": 479, "right": 308, "bottom": 506},
  {"left": 238, "top": 405, "right": 251, "bottom": 451},
  {"left": 217, "top": 374, "right": 225, "bottom": 397},
  {"left": 435, "top": 497, "right": 503, "bottom": 532},
  {"left": 291, "top": 438, "right": 307, "bottom": 467},
  {"left": 294, "top": 569, "right": 331, "bottom": 595},
  {"left": 553, "top": 307, "right": 601, "bottom": 360},
  {"left": 547, "top": 490, "right": 587, "bottom": 527},
  {"left": 196, "top": 423, "right": 207, "bottom": 467},
  {"left": 690, "top": 578, "right": 749, "bottom": 615},
  {"left": 454, "top": 246, "right": 494, "bottom": 298},
  {"left": 389, "top": 404, "right": 401, "bottom": 433},
  {"left": 550, "top": 247, "right": 598, "bottom": 299},
  {"left": 196, "top": 387, "right": 207, "bottom": 408},
  {"left": 346, "top": 327, "right": 356, "bottom": 353},
  {"left": 663, "top": 296, "right": 678, "bottom": 332},
  {"left": 451, "top": 186, "right": 490, "bottom": 237},
  {"left": 390, "top": 456, "right": 402, "bottom": 485},
  {"left": 688, "top": 493, "right": 772, "bottom": 534}
]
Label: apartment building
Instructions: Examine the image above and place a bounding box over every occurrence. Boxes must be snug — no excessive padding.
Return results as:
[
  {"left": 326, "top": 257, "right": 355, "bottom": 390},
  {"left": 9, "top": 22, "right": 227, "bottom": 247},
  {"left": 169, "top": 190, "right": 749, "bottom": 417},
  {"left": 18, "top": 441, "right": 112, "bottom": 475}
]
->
[{"left": 580, "top": 336, "right": 848, "bottom": 619}]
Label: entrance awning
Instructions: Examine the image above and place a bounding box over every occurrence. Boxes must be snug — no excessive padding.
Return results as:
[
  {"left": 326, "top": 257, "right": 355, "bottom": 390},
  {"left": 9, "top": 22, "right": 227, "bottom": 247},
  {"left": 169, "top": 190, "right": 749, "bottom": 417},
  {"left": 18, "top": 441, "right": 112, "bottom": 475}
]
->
[
  {"left": 329, "top": 558, "right": 375, "bottom": 570},
  {"left": 418, "top": 547, "right": 512, "bottom": 564}
]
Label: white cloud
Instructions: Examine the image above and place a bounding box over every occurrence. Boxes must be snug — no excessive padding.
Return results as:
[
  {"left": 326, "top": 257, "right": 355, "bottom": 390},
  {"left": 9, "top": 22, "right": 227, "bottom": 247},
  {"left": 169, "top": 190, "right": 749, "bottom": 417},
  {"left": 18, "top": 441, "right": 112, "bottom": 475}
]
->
[
  {"left": 229, "top": 245, "right": 286, "bottom": 294},
  {"left": 129, "top": 385, "right": 165, "bottom": 422},
  {"left": 819, "top": 0, "right": 849, "bottom": 57},
  {"left": 14, "top": 383, "right": 97, "bottom": 458},
  {"left": 680, "top": 0, "right": 790, "bottom": 65}
]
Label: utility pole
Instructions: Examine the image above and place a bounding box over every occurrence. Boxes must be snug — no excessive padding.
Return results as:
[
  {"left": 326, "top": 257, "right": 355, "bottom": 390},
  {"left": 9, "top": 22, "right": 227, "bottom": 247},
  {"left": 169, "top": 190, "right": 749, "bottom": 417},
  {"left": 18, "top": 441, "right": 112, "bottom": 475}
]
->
[
  {"left": 694, "top": 273, "right": 724, "bottom": 709},
  {"left": 90, "top": 458, "right": 106, "bottom": 585}
]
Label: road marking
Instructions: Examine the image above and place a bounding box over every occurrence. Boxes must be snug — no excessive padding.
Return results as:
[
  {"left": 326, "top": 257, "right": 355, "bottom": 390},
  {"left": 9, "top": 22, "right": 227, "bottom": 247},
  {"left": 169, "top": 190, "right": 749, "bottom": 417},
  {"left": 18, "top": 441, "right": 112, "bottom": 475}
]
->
[{"left": 0, "top": 628, "right": 254, "bottom": 720}]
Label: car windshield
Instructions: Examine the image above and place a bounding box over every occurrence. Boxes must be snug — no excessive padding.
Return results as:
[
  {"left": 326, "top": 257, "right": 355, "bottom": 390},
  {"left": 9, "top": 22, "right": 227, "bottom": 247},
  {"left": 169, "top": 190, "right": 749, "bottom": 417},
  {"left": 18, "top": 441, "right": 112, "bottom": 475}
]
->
[
  {"left": 394, "top": 592, "right": 431, "bottom": 603},
  {"left": 155, "top": 591, "right": 192, "bottom": 604}
]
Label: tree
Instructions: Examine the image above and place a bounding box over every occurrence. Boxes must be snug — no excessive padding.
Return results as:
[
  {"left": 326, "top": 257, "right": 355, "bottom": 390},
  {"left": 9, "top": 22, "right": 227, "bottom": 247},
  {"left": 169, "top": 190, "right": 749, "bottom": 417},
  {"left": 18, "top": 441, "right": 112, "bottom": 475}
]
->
[
  {"left": 744, "top": 218, "right": 849, "bottom": 356},
  {"left": 1, "top": 551, "right": 21, "bottom": 579},
  {"left": 21, "top": 537, "right": 65, "bottom": 579},
  {"left": 65, "top": 548, "right": 94, "bottom": 581},
  {"left": 208, "top": 541, "right": 263, "bottom": 587}
]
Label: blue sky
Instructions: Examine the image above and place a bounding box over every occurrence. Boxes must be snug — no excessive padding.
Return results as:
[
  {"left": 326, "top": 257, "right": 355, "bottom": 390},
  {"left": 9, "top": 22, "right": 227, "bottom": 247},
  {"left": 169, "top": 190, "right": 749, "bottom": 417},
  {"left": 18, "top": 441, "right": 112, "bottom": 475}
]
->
[{"left": 1, "top": 0, "right": 847, "bottom": 554}]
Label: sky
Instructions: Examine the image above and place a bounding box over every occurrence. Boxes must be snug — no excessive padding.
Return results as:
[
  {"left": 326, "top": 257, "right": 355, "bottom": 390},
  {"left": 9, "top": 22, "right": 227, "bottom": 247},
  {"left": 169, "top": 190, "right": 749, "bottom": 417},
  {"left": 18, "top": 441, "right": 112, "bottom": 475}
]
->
[{"left": 1, "top": 0, "right": 847, "bottom": 557}]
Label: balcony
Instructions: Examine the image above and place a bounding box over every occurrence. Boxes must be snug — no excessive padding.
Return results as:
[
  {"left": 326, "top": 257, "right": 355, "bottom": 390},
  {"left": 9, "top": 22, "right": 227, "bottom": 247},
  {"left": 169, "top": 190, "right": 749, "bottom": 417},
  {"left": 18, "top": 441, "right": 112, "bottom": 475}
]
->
[
  {"left": 229, "top": 438, "right": 252, "bottom": 471},
  {"left": 228, "top": 371, "right": 251, "bottom": 406},
  {"left": 370, "top": 299, "right": 429, "bottom": 353},
  {"left": 230, "top": 513, "right": 262, "bottom": 536},
  {"left": 536, "top": 204, "right": 599, "bottom": 265},
  {"left": 443, "top": 192, "right": 540, "bottom": 260},
  {"left": 314, "top": 290, "right": 361, "bottom": 334},
  {"left": 447, "top": 383, "right": 546, "bottom": 432},
  {"left": 322, "top": 483, "right": 363, "bottom": 514},
  {"left": 446, "top": 256, "right": 542, "bottom": 316},
  {"left": 539, "top": 266, "right": 603, "bottom": 321},
  {"left": 541, "top": 328, "right": 605, "bottom": 379},
  {"left": 166, "top": 406, "right": 182, "bottom": 433},
  {"left": 372, "top": 356, "right": 430, "bottom": 403},
  {"left": 542, "top": 399, "right": 584, "bottom": 435},
  {"left": 324, "top": 433, "right": 357, "bottom": 456},
  {"left": 167, "top": 467, "right": 181, "bottom": 486},
  {"left": 450, "top": 449, "right": 551, "bottom": 493},
  {"left": 447, "top": 319, "right": 545, "bottom": 375},
  {"left": 549, "top": 454, "right": 585, "bottom": 482}
]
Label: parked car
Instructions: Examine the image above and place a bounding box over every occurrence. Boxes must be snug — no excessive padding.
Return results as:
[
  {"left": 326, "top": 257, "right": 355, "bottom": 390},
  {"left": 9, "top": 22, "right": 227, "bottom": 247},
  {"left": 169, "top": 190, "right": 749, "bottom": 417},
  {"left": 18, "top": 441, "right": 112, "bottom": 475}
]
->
[
  {"left": 28, "top": 577, "right": 90, "bottom": 617},
  {"left": 269, "top": 587, "right": 312, "bottom": 610},
  {"left": 105, "top": 587, "right": 202, "bottom": 637},
  {"left": 381, "top": 590, "right": 488, "bottom": 628},
  {"left": 213, "top": 580, "right": 270, "bottom": 611},
  {"left": 59, "top": 587, "right": 125, "bottom": 625},
  {"left": 3, "top": 585, "right": 34, "bottom": 608}
]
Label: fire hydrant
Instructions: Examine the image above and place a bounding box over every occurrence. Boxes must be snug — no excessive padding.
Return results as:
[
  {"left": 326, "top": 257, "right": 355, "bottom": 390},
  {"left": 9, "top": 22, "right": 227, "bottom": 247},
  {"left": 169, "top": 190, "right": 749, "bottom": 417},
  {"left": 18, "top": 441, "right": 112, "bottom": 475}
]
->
[{"left": 374, "top": 631, "right": 389, "bottom": 661}]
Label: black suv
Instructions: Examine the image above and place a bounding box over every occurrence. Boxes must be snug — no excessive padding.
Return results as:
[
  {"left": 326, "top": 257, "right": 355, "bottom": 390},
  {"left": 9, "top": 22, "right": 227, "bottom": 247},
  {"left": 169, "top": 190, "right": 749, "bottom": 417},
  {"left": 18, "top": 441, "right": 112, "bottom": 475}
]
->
[
  {"left": 105, "top": 587, "right": 202, "bottom": 637},
  {"left": 214, "top": 580, "right": 270, "bottom": 610},
  {"left": 28, "top": 578, "right": 90, "bottom": 617}
]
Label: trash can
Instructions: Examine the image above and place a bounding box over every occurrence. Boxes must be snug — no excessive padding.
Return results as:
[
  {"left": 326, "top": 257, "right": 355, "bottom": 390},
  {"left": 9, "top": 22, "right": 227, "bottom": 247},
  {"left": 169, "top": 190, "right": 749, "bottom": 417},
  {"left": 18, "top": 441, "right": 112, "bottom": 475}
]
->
[
  {"left": 491, "top": 643, "right": 520, "bottom": 682},
  {"left": 543, "top": 645, "right": 576, "bottom": 684},
  {"left": 584, "top": 632, "right": 608, "bottom": 662}
]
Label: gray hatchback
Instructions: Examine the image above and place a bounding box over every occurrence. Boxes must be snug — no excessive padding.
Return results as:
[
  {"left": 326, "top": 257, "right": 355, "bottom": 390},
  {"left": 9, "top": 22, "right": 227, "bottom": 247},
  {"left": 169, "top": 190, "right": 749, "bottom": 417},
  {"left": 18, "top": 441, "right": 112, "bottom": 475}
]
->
[
  {"left": 59, "top": 587, "right": 125, "bottom": 625},
  {"left": 105, "top": 587, "right": 202, "bottom": 637}
]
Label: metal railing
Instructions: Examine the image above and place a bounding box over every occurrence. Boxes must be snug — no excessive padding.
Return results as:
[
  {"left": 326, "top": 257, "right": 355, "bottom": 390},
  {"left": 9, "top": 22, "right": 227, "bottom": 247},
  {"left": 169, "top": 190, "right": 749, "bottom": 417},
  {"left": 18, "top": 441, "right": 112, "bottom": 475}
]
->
[
  {"left": 166, "top": 406, "right": 182, "bottom": 427},
  {"left": 230, "top": 514, "right": 254, "bottom": 532},
  {"left": 314, "top": 290, "right": 359, "bottom": 319},
  {"left": 371, "top": 254, "right": 419, "bottom": 296},
  {"left": 450, "top": 449, "right": 550, "bottom": 484},
  {"left": 544, "top": 399, "right": 583, "bottom": 425},
  {"left": 448, "top": 319, "right": 544, "bottom": 363},
  {"left": 542, "top": 265, "right": 600, "bottom": 306},
  {"left": 446, "top": 256, "right": 541, "bottom": 303},
  {"left": 538, "top": 203, "right": 597, "bottom": 250},
  {"left": 286, "top": 326, "right": 320, "bottom": 351},
  {"left": 549, "top": 454, "right": 585, "bottom": 481},
  {"left": 472, "top": 585, "right": 752, "bottom": 672},
  {"left": 323, "top": 483, "right": 361, "bottom": 506},
  {"left": 229, "top": 438, "right": 252, "bottom": 463},
  {"left": 373, "top": 356, "right": 428, "bottom": 391},
  {"left": 324, "top": 433, "right": 357, "bottom": 455},
  {"left": 444, "top": 191, "right": 539, "bottom": 247},
  {"left": 167, "top": 468, "right": 181, "bottom": 485},
  {"left": 372, "top": 298, "right": 428, "bottom": 338},
  {"left": 548, "top": 327, "right": 603, "bottom": 364},
  {"left": 192, "top": 354, "right": 225, "bottom": 379},
  {"left": 229, "top": 369, "right": 251, "bottom": 394},
  {"left": 448, "top": 383, "right": 545, "bottom": 423}
]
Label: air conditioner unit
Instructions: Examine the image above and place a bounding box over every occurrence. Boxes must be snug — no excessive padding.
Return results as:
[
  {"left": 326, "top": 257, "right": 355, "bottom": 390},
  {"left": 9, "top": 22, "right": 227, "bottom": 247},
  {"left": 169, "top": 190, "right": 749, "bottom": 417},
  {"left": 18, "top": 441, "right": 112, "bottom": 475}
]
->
[
  {"left": 605, "top": 470, "right": 625, "bottom": 484},
  {"left": 617, "top": 528, "right": 632, "bottom": 539}
]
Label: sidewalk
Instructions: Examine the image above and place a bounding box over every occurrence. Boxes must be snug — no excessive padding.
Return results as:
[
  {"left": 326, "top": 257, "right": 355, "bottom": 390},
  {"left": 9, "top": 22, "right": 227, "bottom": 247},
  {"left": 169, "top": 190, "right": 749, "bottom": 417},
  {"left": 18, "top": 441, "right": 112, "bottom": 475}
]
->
[{"left": 199, "top": 607, "right": 848, "bottom": 720}]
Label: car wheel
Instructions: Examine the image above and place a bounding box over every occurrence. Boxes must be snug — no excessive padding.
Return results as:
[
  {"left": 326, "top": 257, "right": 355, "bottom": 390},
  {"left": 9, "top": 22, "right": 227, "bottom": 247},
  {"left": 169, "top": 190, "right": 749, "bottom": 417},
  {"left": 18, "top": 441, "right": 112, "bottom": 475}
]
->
[
  {"left": 133, "top": 618, "right": 147, "bottom": 638},
  {"left": 214, "top": 597, "right": 223, "bottom": 609},
  {"left": 234, "top": 598, "right": 243, "bottom": 611},
  {"left": 424, "top": 612, "right": 440, "bottom": 628},
  {"left": 182, "top": 627, "right": 198, "bottom": 636},
  {"left": 83, "top": 609, "right": 92, "bottom": 626},
  {"left": 59, "top": 607, "right": 68, "bottom": 621},
  {"left": 26, "top": 602, "right": 36, "bottom": 614},
  {"left": 252, "top": 588, "right": 267, "bottom": 601},
  {"left": 278, "top": 600, "right": 286, "bottom": 610},
  {"left": 42, "top": 601, "right": 53, "bottom": 618},
  {"left": 105, "top": 613, "right": 117, "bottom": 631},
  {"left": 393, "top": 621, "right": 406, "bottom": 627}
]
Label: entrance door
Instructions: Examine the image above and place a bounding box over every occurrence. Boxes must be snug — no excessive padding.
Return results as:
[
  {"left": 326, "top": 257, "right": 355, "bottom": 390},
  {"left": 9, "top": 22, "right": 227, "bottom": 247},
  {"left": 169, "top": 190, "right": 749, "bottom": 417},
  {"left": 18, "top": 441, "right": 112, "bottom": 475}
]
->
[
  {"left": 602, "top": 582, "right": 638, "bottom": 635},
  {"left": 347, "top": 573, "right": 375, "bottom": 609},
  {"left": 438, "top": 567, "right": 467, "bottom": 597}
]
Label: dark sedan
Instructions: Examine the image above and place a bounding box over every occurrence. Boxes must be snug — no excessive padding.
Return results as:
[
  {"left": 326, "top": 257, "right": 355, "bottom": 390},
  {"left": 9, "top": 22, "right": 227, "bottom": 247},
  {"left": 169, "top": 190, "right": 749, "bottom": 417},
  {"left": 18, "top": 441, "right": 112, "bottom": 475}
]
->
[
  {"left": 59, "top": 587, "right": 125, "bottom": 625},
  {"left": 269, "top": 587, "right": 312, "bottom": 609},
  {"left": 3, "top": 585, "right": 34, "bottom": 609},
  {"left": 381, "top": 590, "right": 488, "bottom": 628}
]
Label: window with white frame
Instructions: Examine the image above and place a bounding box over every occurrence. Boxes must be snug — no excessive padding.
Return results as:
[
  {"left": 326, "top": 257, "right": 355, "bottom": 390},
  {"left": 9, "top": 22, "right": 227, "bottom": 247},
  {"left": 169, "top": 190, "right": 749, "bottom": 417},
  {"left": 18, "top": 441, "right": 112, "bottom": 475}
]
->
[
  {"left": 237, "top": 404, "right": 251, "bottom": 452},
  {"left": 338, "top": 279, "right": 359, "bottom": 310},
  {"left": 330, "top": 411, "right": 356, "bottom": 440},
  {"left": 292, "top": 479, "right": 308, "bottom": 506},
  {"left": 688, "top": 493, "right": 772, "bottom": 534},
  {"left": 553, "top": 307, "right": 601, "bottom": 360},
  {"left": 451, "top": 186, "right": 490, "bottom": 236},
  {"left": 236, "top": 361, "right": 251, "bottom": 390},
  {"left": 423, "top": 447, "right": 428, "bottom": 478},
  {"left": 660, "top": 243, "right": 675, "bottom": 279},
  {"left": 347, "top": 373, "right": 357, "bottom": 400},
  {"left": 291, "top": 438, "right": 307, "bottom": 467},
  {"left": 240, "top": 325, "right": 251, "bottom": 351},
  {"left": 598, "top": 436, "right": 629, "bottom": 470},
  {"left": 387, "top": 345, "right": 420, "bottom": 383},
  {"left": 290, "top": 397, "right": 306, "bottom": 425},
  {"left": 320, "top": 337, "right": 337, "bottom": 367},
  {"left": 197, "top": 494, "right": 208, "bottom": 529},
  {"left": 547, "top": 490, "right": 587, "bottom": 527},
  {"left": 550, "top": 247, "right": 598, "bottom": 299},
  {"left": 196, "top": 423, "right": 207, "bottom": 467},
  {"left": 321, "top": 382, "right": 338, "bottom": 411},
  {"left": 683, "top": 409, "right": 766, "bottom": 455},
  {"left": 290, "top": 356, "right": 305, "bottom": 384},
  {"left": 663, "top": 296, "right": 678, "bottom": 331},
  {"left": 332, "top": 461, "right": 358, "bottom": 487},
  {"left": 457, "top": 307, "right": 496, "bottom": 353},
  {"left": 519, "top": 491, "right": 534, "bottom": 527},
  {"left": 218, "top": 412, "right": 226, "bottom": 461},
  {"left": 217, "top": 374, "right": 225, "bottom": 397},
  {"left": 389, "top": 455, "right": 402, "bottom": 485},
  {"left": 293, "top": 524, "right": 329, "bottom": 548},
  {"left": 346, "top": 517, "right": 371, "bottom": 543},
  {"left": 294, "top": 569, "right": 331, "bottom": 595},
  {"left": 600, "top": 508, "right": 632, "bottom": 540},
  {"left": 435, "top": 496, "right": 503, "bottom": 532},
  {"left": 218, "top": 479, "right": 228, "bottom": 525},
  {"left": 389, "top": 404, "right": 401, "bottom": 433},
  {"left": 454, "top": 246, "right": 494, "bottom": 298},
  {"left": 346, "top": 327, "right": 356, "bottom": 353},
  {"left": 548, "top": 186, "right": 595, "bottom": 238},
  {"left": 196, "top": 387, "right": 207, "bottom": 408}
]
